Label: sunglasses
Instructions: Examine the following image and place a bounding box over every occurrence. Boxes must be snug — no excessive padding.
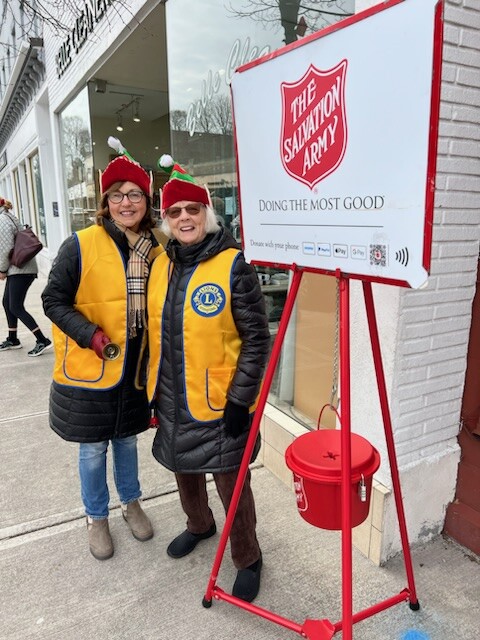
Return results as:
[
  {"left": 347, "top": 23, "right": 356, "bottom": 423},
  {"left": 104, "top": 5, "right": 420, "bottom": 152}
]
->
[
  {"left": 165, "top": 203, "right": 203, "bottom": 219},
  {"left": 108, "top": 190, "right": 145, "bottom": 204}
]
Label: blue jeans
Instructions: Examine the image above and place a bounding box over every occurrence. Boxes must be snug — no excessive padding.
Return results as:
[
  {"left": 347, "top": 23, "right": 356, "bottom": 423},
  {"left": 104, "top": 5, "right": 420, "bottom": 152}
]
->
[{"left": 79, "top": 436, "right": 141, "bottom": 519}]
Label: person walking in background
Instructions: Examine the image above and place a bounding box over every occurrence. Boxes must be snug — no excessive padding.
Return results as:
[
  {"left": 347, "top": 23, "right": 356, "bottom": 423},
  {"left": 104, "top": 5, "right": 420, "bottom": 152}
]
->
[
  {"left": 42, "top": 140, "right": 164, "bottom": 561},
  {"left": 0, "top": 197, "right": 51, "bottom": 356},
  {"left": 146, "top": 155, "right": 270, "bottom": 602}
]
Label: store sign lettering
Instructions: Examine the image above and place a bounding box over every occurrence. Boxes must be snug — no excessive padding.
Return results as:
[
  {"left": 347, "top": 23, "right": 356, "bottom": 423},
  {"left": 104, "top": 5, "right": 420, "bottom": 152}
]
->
[
  {"left": 186, "top": 37, "right": 270, "bottom": 136},
  {"left": 56, "top": 0, "right": 113, "bottom": 78},
  {"left": 186, "top": 69, "right": 222, "bottom": 137},
  {"left": 225, "top": 37, "right": 270, "bottom": 85}
]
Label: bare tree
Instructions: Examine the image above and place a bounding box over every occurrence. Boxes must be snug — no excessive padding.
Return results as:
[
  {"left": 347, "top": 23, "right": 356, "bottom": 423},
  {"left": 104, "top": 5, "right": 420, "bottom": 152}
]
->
[
  {"left": 185, "top": 94, "right": 234, "bottom": 136},
  {"left": 170, "top": 110, "right": 188, "bottom": 131},
  {"left": 61, "top": 115, "right": 92, "bottom": 186},
  {"left": 227, "top": 0, "right": 353, "bottom": 44},
  {"left": 0, "top": 0, "right": 139, "bottom": 64},
  {"left": 193, "top": 100, "right": 216, "bottom": 135},
  {"left": 210, "top": 95, "right": 233, "bottom": 135},
  {"left": 3, "top": 0, "right": 137, "bottom": 36}
]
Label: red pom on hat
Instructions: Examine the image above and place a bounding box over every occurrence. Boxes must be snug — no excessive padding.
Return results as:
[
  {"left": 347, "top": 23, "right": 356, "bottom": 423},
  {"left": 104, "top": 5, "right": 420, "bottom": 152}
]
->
[{"left": 100, "top": 156, "right": 152, "bottom": 197}]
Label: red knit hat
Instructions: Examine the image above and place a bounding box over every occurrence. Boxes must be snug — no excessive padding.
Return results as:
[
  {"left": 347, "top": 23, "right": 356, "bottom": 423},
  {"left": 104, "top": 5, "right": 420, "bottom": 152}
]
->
[
  {"left": 157, "top": 154, "right": 210, "bottom": 215},
  {"left": 99, "top": 137, "right": 152, "bottom": 196},
  {"left": 100, "top": 156, "right": 152, "bottom": 196}
]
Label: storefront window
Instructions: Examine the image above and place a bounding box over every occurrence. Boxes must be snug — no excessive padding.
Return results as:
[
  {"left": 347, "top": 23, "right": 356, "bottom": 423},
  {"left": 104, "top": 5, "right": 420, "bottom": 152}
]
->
[
  {"left": 29, "top": 152, "right": 47, "bottom": 246},
  {"left": 165, "top": 0, "right": 353, "bottom": 428},
  {"left": 59, "top": 87, "right": 96, "bottom": 232}
]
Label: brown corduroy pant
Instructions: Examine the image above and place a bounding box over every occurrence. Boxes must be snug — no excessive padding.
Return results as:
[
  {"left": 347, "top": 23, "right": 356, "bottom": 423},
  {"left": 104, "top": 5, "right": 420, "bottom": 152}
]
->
[{"left": 174, "top": 468, "right": 261, "bottom": 570}]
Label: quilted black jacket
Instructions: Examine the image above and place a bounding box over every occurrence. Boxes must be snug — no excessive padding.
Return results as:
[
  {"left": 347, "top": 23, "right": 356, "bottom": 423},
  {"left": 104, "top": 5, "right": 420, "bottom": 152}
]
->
[
  {"left": 41, "top": 220, "right": 158, "bottom": 443},
  {"left": 152, "top": 226, "right": 271, "bottom": 473}
]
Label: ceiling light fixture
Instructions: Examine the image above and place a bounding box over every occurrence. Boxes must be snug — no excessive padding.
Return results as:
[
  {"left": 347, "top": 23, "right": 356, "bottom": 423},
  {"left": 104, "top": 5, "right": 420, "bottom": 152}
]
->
[
  {"left": 113, "top": 94, "right": 143, "bottom": 129},
  {"left": 133, "top": 99, "right": 141, "bottom": 123}
]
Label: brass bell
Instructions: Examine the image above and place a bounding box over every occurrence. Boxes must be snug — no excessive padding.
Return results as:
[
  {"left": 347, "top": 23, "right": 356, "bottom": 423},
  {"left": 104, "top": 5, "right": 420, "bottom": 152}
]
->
[{"left": 102, "top": 342, "right": 121, "bottom": 360}]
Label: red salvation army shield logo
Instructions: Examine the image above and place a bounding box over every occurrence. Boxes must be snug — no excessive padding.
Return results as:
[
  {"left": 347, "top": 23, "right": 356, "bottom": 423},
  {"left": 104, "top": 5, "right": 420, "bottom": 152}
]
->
[
  {"left": 280, "top": 60, "right": 348, "bottom": 189},
  {"left": 293, "top": 473, "right": 308, "bottom": 512}
]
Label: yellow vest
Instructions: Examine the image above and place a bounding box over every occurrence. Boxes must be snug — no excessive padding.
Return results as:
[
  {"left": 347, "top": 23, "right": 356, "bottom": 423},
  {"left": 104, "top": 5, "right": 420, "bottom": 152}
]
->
[
  {"left": 52, "top": 225, "right": 162, "bottom": 390},
  {"left": 147, "top": 248, "right": 257, "bottom": 421}
]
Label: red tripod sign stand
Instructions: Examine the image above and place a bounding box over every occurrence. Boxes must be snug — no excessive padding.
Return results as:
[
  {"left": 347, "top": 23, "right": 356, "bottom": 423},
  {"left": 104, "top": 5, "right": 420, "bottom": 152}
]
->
[{"left": 202, "top": 266, "right": 420, "bottom": 640}]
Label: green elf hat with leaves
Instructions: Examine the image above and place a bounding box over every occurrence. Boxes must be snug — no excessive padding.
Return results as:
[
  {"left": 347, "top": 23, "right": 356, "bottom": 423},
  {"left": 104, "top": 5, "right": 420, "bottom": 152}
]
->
[
  {"left": 157, "top": 154, "right": 211, "bottom": 217},
  {"left": 99, "top": 136, "right": 153, "bottom": 197}
]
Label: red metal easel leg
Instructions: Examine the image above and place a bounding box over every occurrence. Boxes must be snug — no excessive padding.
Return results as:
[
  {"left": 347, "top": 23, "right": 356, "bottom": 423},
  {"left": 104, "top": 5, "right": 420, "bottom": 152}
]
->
[
  {"left": 203, "top": 266, "right": 304, "bottom": 606},
  {"left": 362, "top": 281, "right": 419, "bottom": 608},
  {"left": 339, "top": 274, "right": 353, "bottom": 640}
]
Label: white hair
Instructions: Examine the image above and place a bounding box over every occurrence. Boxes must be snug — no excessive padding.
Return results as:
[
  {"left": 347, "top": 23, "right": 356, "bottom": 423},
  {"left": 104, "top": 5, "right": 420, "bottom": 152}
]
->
[{"left": 160, "top": 205, "right": 221, "bottom": 239}]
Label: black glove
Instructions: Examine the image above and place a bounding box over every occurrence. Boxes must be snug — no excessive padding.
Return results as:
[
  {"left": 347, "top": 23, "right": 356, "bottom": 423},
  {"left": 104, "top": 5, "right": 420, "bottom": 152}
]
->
[{"left": 223, "top": 401, "right": 250, "bottom": 439}]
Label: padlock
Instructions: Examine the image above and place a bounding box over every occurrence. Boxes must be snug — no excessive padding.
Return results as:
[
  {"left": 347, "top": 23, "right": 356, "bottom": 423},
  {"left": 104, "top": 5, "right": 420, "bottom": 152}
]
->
[{"left": 359, "top": 474, "right": 367, "bottom": 502}]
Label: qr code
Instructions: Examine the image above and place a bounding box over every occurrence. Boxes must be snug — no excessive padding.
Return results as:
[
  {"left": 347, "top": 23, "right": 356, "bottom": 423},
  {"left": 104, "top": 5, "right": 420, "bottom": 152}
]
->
[{"left": 369, "top": 244, "right": 387, "bottom": 266}]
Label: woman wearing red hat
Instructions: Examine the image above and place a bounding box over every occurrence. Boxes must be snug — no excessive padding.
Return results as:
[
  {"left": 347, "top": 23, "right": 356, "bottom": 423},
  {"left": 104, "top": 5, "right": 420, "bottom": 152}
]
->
[
  {"left": 0, "top": 197, "right": 51, "bottom": 356},
  {"left": 42, "top": 141, "right": 164, "bottom": 561},
  {"left": 146, "top": 155, "right": 270, "bottom": 602}
]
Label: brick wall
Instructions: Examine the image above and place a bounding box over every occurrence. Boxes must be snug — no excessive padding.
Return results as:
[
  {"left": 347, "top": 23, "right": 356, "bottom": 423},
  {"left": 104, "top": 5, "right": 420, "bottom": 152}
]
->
[
  {"left": 350, "top": 0, "right": 479, "bottom": 556},
  {"left": 392, "top": 0, "right": 480, "bottom": 467}
]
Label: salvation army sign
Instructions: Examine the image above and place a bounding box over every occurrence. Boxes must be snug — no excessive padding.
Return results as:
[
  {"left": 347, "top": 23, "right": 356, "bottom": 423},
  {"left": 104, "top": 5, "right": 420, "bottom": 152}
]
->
[
  {"left": 281, "top": 60, "right": 348, "bottom": 189},
  {"left": 231, "top": 0, "right": 444, "bottom": 288}
]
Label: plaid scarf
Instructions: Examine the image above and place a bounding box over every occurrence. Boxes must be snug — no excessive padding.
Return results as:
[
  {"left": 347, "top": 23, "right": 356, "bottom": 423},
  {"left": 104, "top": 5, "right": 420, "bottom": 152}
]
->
[{"left": 114, "top": 223, "right": 153, "bottom": 337}]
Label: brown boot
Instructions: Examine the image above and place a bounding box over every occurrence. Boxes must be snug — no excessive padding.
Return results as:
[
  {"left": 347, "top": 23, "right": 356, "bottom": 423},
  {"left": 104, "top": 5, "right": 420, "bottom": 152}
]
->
[
  {"left": 87, "top": 517, "right": 114, "bottom": 560},
  {"left": 122, "top": 500, "right": 154, "bottom": 541}
]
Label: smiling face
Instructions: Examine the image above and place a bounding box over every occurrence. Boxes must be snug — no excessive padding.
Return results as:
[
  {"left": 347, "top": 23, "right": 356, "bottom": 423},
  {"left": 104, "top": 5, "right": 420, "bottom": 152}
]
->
[
  {"left": 107, "top": 181, "right": 147, "bottom": 233},
  {"left": 165, "top": 200, "right": 207, "bottom": 246}
]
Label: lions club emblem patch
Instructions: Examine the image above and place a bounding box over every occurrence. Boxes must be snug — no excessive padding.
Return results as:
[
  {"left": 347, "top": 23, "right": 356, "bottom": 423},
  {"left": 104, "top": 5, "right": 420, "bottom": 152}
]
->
[{"left": 192, "top": 283, "right": 226, "bottom": 317}]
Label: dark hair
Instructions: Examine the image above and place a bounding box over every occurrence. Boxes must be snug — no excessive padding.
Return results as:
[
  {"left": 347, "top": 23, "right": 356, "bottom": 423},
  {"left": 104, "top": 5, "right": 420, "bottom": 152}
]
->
[{"left": 95, "top": 181, "right": 156, "bottom": 231}]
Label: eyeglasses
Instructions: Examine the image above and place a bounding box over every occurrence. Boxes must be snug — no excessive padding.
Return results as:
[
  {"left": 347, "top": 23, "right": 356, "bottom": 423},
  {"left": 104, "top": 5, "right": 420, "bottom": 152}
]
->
[
  {"left": 108, "top": 190, "right": 145, "bottom": 204},
  {"left": 165, "top": 204, "right": 203, "bottom": 219}
]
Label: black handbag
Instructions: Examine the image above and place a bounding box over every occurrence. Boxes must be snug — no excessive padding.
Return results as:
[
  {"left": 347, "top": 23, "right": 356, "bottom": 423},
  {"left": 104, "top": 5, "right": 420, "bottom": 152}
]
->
[{"left": 7, "top": 216, "right": 43, "bottom": 267}]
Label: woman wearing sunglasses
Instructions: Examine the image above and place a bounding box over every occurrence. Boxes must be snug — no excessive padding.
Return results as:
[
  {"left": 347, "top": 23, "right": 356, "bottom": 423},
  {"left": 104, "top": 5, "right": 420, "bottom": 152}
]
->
[
  {"left": 42, "top": 146, "right": 164, "bottom": 561},
  {"left": 146, "top": 156, "right": 270, "bottom": 602}
]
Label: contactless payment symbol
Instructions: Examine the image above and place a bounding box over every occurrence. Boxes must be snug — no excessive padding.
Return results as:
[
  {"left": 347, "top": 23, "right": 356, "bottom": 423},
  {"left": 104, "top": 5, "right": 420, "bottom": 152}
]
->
[
  {"left": 192, "top": 283, "right": 226, "bottom": 317},
  {"left": 281, "top": 60, "right": 348, "bottom": 189}
]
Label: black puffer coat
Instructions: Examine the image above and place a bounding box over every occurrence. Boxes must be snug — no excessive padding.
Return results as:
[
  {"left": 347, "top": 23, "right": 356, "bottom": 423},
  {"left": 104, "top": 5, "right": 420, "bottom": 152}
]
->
[
  {"left": 42, "top": 220, "right": 157, "bottom": 443},
  {"left": 152, "top": 226, "right": 270, "bottom": 473}
]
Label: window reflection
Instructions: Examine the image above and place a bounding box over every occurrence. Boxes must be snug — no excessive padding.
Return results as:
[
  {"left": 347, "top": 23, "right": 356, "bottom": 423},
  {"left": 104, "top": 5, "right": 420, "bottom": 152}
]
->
[
  {"left": 165, "top": 0, "right": 353, "bottom": 428},
  {"left": 12, "top": 169, "right": 23, "bottom": 222},
  {"left": 29, "top": 152, "right": 47, "bottom": 246},
  {"left": 59, "top": 87, "right": 96, "bottom": 232}
]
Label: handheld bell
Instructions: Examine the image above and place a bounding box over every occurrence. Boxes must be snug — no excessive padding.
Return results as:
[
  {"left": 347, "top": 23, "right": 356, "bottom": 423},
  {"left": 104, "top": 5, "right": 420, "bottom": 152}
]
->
[{"left": 102, "top": 342, "right": 121, "bottom": 361}]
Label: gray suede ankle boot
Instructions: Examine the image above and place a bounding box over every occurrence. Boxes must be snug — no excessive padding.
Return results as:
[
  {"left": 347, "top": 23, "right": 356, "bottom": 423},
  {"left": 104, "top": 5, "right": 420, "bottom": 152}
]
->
[
  {"left": 87, "top": 517, "right": 114, "bottom": 560},
  {"left": 121, "top": 500, "right": 153, "bottom": 541}
]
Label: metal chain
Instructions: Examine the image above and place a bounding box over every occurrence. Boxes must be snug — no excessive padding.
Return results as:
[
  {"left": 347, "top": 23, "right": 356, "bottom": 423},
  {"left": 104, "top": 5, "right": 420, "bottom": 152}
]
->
[{"left": 329, "top": 277, "right": 340, "bottom": 409}]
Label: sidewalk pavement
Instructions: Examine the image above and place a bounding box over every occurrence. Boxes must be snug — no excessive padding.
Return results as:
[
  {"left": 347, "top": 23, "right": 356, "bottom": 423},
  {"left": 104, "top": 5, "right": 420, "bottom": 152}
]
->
[{"left": 0, "top": 275, "right": 478, "bottom": 640}]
